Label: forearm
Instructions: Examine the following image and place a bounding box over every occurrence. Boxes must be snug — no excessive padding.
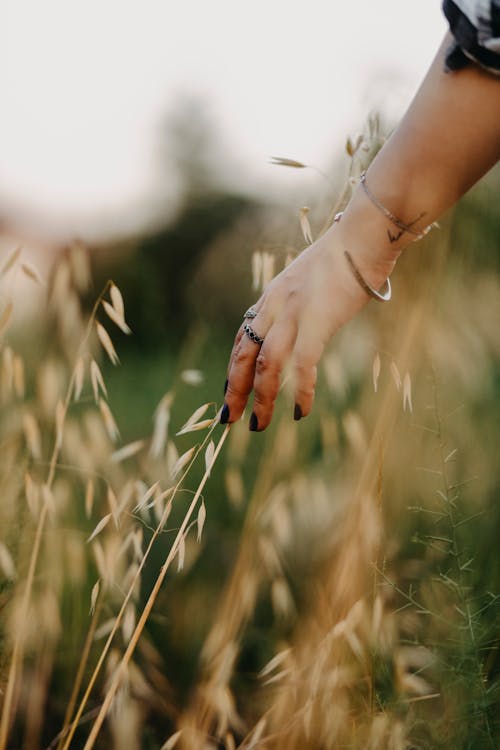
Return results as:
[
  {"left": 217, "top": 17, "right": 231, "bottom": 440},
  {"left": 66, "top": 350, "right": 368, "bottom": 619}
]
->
[
  {"left": 223, "top": 32, "right": 500, "bottom": 432},
  {"left": 333, "top": 32, "right": 500, "bottom": 285}
]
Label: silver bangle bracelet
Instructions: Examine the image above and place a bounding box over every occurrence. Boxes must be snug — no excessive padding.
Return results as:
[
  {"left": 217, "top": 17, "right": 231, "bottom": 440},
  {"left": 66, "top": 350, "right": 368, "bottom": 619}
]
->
[
  {"left": 333, "top": 210, "right": 391, "bottom": 303},
  {"left": 343, "top": 250, "right": 391, "bottom": 303}
]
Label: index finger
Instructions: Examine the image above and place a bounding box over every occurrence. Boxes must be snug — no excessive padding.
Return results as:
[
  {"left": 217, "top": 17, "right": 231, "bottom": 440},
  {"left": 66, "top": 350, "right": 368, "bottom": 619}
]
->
[
  {"left": 221, "top": 309, "right": 269, "bottom": 424},
  {"left": 224, "top": 300, "right": 264, "bottom": 392}
]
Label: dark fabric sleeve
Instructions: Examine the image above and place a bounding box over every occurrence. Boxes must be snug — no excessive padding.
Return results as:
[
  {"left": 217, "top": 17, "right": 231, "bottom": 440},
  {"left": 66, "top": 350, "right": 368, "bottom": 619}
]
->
[{"left": 442, "top": 0, "right": 500, "bottom": 74}]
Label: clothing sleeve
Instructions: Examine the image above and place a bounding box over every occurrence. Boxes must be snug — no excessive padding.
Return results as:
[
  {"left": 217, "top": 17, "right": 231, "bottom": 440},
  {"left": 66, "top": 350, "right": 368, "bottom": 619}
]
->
[{"left": 442, "top": 0, "right": 500, "bottom": 74}]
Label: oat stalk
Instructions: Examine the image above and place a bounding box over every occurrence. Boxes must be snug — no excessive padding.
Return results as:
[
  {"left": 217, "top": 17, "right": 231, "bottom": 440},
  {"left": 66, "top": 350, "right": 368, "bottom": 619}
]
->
[
  {"left": 60, "top": 419, "right": 221, "bottom": 750},
  {"left": 0, "top": 281, "right": 113, "bottom": 750},
  {"left": 81, "top": 425, "right": 230, "bottom": 750}
]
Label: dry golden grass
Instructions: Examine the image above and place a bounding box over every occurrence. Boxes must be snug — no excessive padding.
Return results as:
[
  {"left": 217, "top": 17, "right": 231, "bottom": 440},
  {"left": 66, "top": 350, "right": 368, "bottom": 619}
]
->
[{"left": 1, "top": 125, "right": 499, "bottom": 749}]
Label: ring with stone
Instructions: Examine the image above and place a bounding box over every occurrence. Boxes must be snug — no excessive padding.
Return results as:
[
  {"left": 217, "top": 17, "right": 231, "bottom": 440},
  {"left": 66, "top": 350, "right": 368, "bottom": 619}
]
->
[
  {"left": 243, "top": 322, "right": 264, "bottom": 346},
  {"left": 243, "top": 307, "right": 258, "bottom": 320}
]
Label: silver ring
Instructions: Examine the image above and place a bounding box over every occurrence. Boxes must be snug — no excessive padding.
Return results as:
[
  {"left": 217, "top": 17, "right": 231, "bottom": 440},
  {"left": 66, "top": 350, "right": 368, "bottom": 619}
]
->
[
  {"left": 243, "top": 322, "right": 264, "bottom": 346},
  {"left": 243, "top": 307, "right": 258, "bottom": 319}
]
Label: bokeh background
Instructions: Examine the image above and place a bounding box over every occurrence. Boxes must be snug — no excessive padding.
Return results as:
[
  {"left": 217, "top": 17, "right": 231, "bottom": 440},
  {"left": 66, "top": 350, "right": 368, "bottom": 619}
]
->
[{"left": 1, "top": 2, "right": 499, "bottom": 749}]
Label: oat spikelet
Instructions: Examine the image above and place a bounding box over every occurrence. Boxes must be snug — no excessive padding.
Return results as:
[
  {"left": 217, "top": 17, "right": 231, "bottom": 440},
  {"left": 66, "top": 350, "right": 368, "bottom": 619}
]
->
[
  {"left": 177, "top": 535, "right": 186, "bottom": 572},
  {"left": 166, "top": 441, "right": 179, "bottom": 477},
  {"left": 299, "top": 207, "right": 313, "bottom": 245},
  {"left": 13, "top": 354, "right": 25, "bottom": 398},
  {"left": 23, "top": 412, "right": 42, "bottom": 459},
  {"left": 160, "top": 730, "right": 182, "bottom": 750},
  {"left": 111, "top": 440, "right": 145, "bottom": 463},
  {"left": 259, "top": 648, "right": 291, "bottom": 678},
  {"left": 132, "top": 529, "right": 143, "bottom": 561},
  {"left": 271, "top": 577, "right": 294, "bottom": 619},
  {"left": 269, "top": 156, "right": 307, "bottom": 168},
  {"left": 107, "top": 486, "right": 119, "bottom": 524},
  {"left": 2, "top": 343, "right": 13, "bottom": 380},
  {"left": 0, "top": 246, "right": 21, "bottom": 276},
  {"left": 180, "top": 369, "right": 204, "bottom": 385},
  {"left": 342, "top": 410, "right": 367, "bottom": 454},
  {"left": 85, "top": 479, "right": 94, "bottom": 518},
  {"left": 25, "top": 473, "right": 40, "bottom": 517},
  {"left": 109, "top": 283, "right": 125, "bottom": 317},
  {"left": 73, "top": 357, "right": 85, "bottom": 401},
  {"left": 94, "top": 617, "right": 116, "bottom": 640},
  {"left": 99, "top": 398, "right": 120, "bottom": 441},
  {"left": 0, "top": 301, "right": 13, "bottom": 335},
  {"left": 41, "top": 483, "right": 56, "bottom": 514},
  {"left": 179, "top": 418, "right": 214, "bottom": 436},
  {"left": 92, "top": 541, "right": 106, "bottom": 580},
  {"left": 90, "top": 580, "right": 100, "bottom": 614},
  {"left": 373, "top": 352, "right": 381, "bottom": 393},
  {"left": 134, "top": 481, "right": 160, "bottom": 512},
  {"left": 96, "top": 323, "right": 119, "bottom": 365},
  {"left": 150, "top": 392, "right": 172, "bottom": 458},
  {"left": 172, "top": 446, "right": 196, "bottom": 479},
  {"left": 403, "top": 371, "right": 413, "bottom": 413},
  {"left": 90, "top": 359, "right": 107, "bottom": 401},
  {"left": 244, "top": 718, "right": 266, "bottom": 750},
  {"left": 197, "top": 502, "right": 207, "bottom": 542},
  {"left": 102, "top": 300, "right": 131, "bottom": 335},
  {"left": 122, "top": 604, "right": 136, "bottom": 642},
  {"left": 177, "top": 402, "right": 211, "bottom": 435},
  {"left": 252, "top": 251, "right": 262, "bottom": 291},
  {"left": 205, "top": 440, "right": 215, "bottom": 477},
  {"left": 157, "top": 497, "right": 173, "bottom": 527},
  {"left": 55, "top": 399, "right": 65, "bottom": 450},
  {"left": 0, "top": 542, "right": 16, "bottom": 579},
  {"left": 87, "top": 513, "right": 112, "bottom": 543}
]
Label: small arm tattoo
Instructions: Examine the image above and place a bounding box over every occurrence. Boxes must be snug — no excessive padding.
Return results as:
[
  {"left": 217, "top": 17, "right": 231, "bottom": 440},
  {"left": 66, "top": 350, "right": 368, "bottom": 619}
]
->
[{"left": 387, "top": 212, "right": 427, "bottom": 243}]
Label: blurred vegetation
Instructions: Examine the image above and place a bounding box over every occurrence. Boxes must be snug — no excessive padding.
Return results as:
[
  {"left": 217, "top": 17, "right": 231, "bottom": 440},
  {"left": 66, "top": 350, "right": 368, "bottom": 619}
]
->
[{"left": 0, "top": 110, "right": 499, "bottom": 750}]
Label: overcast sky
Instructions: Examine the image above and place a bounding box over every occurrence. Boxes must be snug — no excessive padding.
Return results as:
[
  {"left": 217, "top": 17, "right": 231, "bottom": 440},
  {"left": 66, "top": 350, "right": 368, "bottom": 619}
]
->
[{"left": 0, "top": 1, "right": 447, "bottom": 239}]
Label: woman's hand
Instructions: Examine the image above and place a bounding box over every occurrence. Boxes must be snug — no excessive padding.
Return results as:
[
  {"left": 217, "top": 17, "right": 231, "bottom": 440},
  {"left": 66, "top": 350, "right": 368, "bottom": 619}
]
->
[
  {"left": 221, "top": 28, "right": 500, "bottom": 433},
  {"left": 221, "top": 224, "right": 396, "bottom": 431}
]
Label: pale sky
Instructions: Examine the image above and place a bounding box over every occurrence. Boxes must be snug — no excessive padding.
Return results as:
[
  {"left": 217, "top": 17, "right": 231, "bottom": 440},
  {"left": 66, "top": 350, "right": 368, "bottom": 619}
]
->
[{"left": 0, "top": 1, "right": 448, "bottom": 239}]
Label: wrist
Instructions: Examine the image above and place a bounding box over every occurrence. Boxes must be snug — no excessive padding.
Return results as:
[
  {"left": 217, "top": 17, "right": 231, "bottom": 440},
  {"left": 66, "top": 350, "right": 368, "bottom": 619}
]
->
[
  {"left": 326, "top": 188, "right": 401, "bottom": 292},
  {"left": 327, "top": 163, "right": 434, "bottom": 291}
]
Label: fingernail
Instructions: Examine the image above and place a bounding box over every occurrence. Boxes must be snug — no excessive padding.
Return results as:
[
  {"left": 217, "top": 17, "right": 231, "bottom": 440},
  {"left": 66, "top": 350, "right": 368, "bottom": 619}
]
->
[
  {"left": 220, "top": 403, "right": 230, "bottom": 424},
  {"left": 294, "top": 404, "right": 303, "bottom": 421},
  {"left": 224, "top": 378, "right": 229, "bottom": 395},
  {"left": 249, "top": 412, "right": 259, "bottom": 432}
]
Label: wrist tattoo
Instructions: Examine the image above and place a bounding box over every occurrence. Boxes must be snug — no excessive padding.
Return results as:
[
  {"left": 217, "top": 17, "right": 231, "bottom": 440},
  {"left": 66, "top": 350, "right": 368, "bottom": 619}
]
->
[
  {"left": 387, "top": 212, "right": 426, "bottom": 243},
  {"left": 360, "top": 172, "right": 431, "bottom": 243}
]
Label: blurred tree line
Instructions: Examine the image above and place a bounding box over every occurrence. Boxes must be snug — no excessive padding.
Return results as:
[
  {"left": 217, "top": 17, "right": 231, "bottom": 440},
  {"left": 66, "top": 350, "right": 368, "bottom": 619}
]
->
[
  {"left": 86, "top": 96, "right": 500, "bottom": 362},
  {"left": 88, "top": 97, "right": 267, "bottom": 352}
]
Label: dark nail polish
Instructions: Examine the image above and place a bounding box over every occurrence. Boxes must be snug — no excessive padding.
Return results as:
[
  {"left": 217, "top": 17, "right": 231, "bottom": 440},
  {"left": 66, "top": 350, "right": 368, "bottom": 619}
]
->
[
  {"left": 249, "top": 412, "right": 259, "bottom": 432},
  {"left": 294, "top": 404, "right": 302, "bottom": 421},
  {"left": 220, "top": 403, "right": 230, "bottom": 424},
  {"left": 224, "top": 378, "right": 229, "bottom": 395}
]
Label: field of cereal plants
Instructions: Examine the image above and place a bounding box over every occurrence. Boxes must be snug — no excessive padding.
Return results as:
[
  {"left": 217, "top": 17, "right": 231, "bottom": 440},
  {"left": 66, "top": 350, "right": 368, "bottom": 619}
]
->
[{"left": 1, "top": 130, "right": 499, "bottom": 750}]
